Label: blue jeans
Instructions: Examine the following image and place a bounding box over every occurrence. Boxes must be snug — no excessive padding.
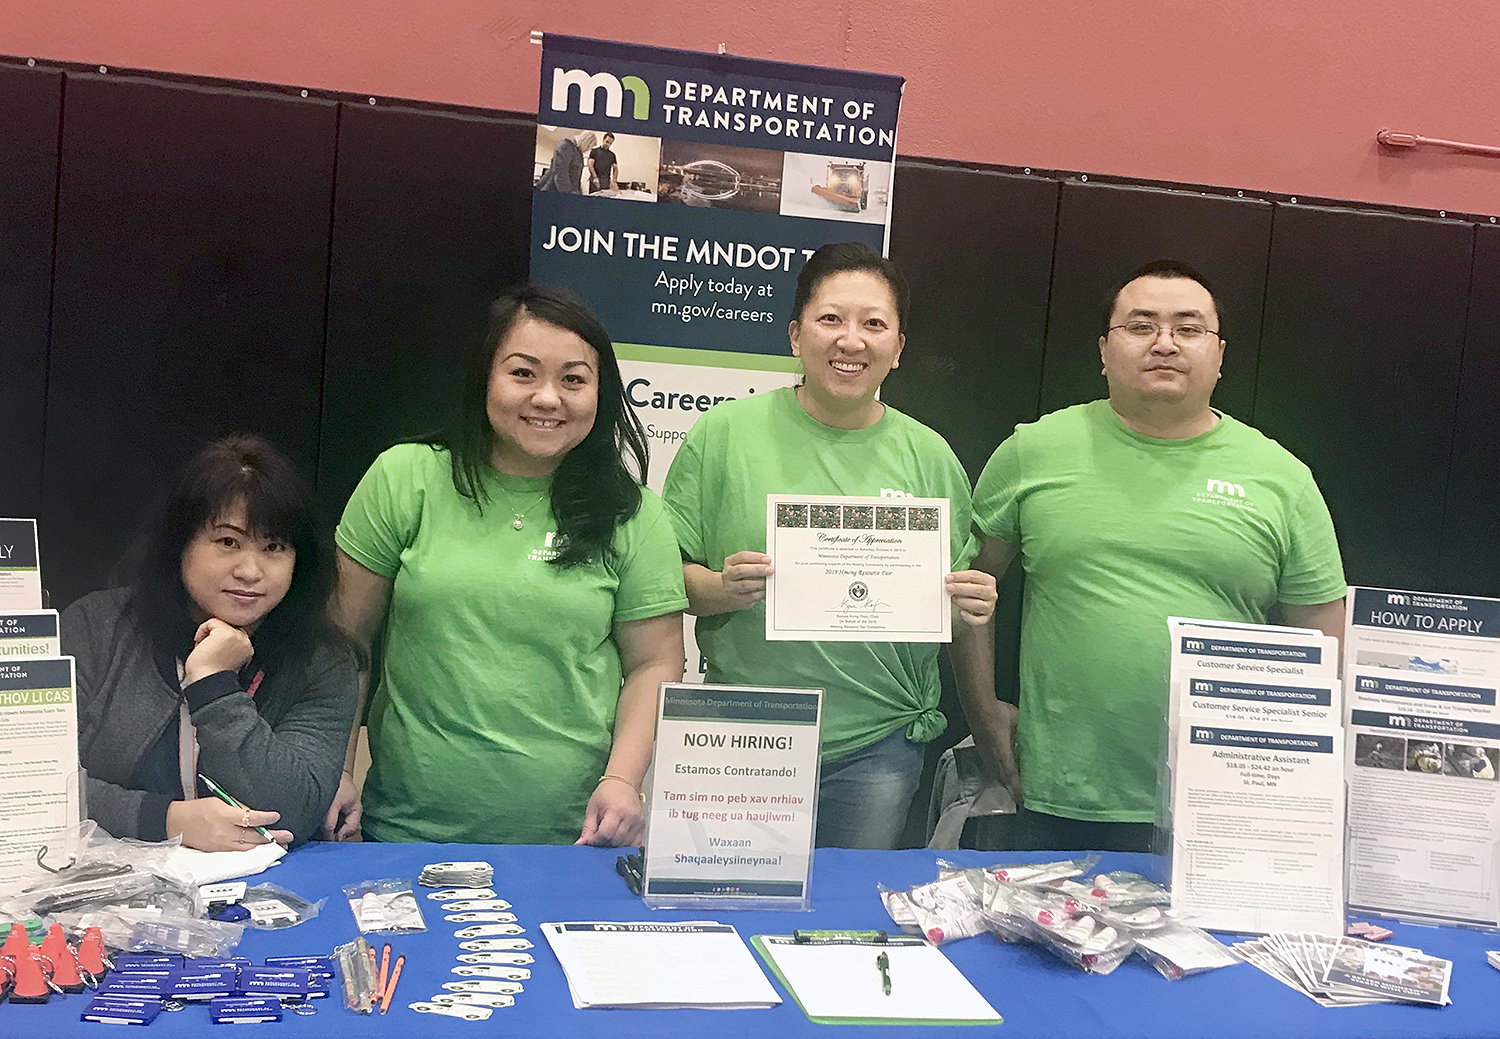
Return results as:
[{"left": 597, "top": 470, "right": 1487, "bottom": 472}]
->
[{"left": 815, "top": 727, "right": 925, "bottom": 849}]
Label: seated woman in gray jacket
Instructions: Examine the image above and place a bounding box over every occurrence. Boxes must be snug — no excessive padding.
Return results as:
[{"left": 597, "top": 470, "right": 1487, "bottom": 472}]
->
[{"left": 61, "top": 435, "right": 358, "bottom": 851}]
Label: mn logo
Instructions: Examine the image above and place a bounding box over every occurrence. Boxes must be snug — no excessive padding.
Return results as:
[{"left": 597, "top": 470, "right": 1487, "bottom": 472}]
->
[
  {"left": 1204, "top": 478, "right": 1245, "bottom": 497},
  {"left": 550, "top": 68, "right": 650, "bottom": 120}
]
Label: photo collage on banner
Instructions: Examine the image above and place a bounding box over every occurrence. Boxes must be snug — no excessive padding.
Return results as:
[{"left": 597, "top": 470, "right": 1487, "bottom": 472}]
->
[{"left": 530, "top": 35, "right": 904, "bottom": 677}]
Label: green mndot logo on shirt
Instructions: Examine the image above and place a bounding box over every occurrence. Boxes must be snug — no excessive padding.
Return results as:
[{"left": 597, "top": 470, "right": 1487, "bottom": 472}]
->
[
  {"left": 1193, "top": 477, "right": 1257, "bottom": 512},
  {"left": 528, "top": 531, "right": 563, "bottom": 562}
]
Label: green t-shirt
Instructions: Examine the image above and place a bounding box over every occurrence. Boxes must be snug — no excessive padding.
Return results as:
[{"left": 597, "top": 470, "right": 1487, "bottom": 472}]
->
[
  {"left": 336, "top": 443, "right": 688, "bottom": 844},
  {"left": 972, "top": 400, "right": 1346, "bottom": 822},
  {"left": 662, "top": 388, "right": 977, "bottom": 761}
]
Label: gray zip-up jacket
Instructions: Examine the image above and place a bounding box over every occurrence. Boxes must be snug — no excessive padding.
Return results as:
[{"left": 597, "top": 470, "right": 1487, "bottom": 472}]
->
[{"left": 60, "top": 587, "right": 357, "bottom": 844}]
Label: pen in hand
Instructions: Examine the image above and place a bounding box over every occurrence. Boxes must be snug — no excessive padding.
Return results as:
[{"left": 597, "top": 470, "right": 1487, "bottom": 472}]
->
[
  {"left": 876, "top": 950, "right": 891, "bottom": 996},
  {"left": 198, "top": 773, "right": 272, "bottom": 840}
]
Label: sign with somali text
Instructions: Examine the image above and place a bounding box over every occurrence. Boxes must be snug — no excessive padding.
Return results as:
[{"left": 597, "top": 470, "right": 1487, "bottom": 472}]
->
[
  {"left": 642, "top": 683, "right": 821, "bottom": 909},
  {"left": 0, "top": 519, "right": 42, "bottom": 611}
]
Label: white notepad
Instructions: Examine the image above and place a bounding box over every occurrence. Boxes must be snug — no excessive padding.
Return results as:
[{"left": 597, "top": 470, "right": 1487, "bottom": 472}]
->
[
  {"left": 753, "top": 933, "right": 1001, "bottom": 1024},
  {"left": 541, "top": 921, "right": 780, "bottom": 1009}
]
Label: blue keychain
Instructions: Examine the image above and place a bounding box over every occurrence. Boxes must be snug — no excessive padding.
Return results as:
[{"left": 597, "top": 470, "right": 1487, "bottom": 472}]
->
[
  {"left": 237, "top": 965, "right": 313, "bottom": 999},
  {"left": 170, "top": 965, "right": 239, "bottom": 1001},
  {"left": 113, "top": 954, "right": 183, "bottom": 971},
  {"left": 79, "top": 995, "right": 163, "bottom": 1025},
  {"left": 98, "top": 972, "right": 173, "bottom": 997},
  {"left": 209, "top": 996, "right": 283, "bottom": 1024},
  {"left": 262, "top": 955, "right": 334, "bottom": 977}
]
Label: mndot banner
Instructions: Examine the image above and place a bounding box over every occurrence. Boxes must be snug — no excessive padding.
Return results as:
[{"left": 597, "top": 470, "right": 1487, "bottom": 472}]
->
[
  {"left": 531, "top": 34, "right": 904, "bottom": 675},
  {"left": 531, "top": 33, "right": 903, "bottom": 466}
]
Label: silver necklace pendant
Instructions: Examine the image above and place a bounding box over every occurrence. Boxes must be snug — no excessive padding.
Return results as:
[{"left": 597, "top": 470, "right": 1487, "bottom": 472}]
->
[{"left": 513, "top": 515, "right": 525, "bottom": 530}]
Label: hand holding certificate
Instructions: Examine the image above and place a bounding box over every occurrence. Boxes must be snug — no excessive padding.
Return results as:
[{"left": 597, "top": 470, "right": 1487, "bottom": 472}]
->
[{"left": 765, "top": 494, "right": 952, "bottom": 642}]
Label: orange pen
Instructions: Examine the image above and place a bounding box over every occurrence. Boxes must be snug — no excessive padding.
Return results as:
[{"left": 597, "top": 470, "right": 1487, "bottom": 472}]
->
[
  {"left": 377, "top": 942, "right": 391, "bottom": 997},
  {"left": 379, "top": 954, "right": 405, "bottom": 1015}
]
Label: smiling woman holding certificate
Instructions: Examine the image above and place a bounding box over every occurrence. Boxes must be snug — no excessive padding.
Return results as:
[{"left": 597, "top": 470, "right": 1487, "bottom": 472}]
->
[
  {"left": 324, "top": 285, "right": 687, "bottom": 847},
  {"left": 662, "top": 243, "right": 999, "bottom": 849}
]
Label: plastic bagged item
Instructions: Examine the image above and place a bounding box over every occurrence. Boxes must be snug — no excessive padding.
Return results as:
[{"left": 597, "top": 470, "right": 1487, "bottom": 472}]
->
[
  {"left": 882, "top": 857, "right": 1100, "bottom": 946},
  {"left": 1080, "top": 871, "right": 1173, "bottom": 908},
  {"left": 342, "top": 879, "right": 426, "bottom": 934},
  {"left": 1135, "top": 923, "right": 1240, "bottom": 979},
  {"left": 128, "top": 915, "right": 245, "bottom": 958},
  {"left": 333, "top": 936, "right": 379, "bottom": 1013},
  {"left": 239, "top": 883, "right": 323, "bottom": 929},
  {"left": 879, "top": 872, "right": 988, "bottom": 945},
  {"left": 981, "top": 882, "right": 1135, "bottom": 974},
  {"left": 1, "top": 821, "right": 200, "bottom": 923}
]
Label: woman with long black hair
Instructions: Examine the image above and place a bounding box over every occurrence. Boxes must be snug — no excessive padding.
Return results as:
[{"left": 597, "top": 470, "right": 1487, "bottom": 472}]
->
[
  {"left": 324, "top": 284, "right": 686, "bottom": 846},
  {"left": 61, "top": 435, "right": 358, "bottom": 850}
]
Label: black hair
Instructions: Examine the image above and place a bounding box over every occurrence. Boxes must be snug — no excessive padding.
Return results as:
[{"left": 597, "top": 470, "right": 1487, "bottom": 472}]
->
[
  {"left": 1102, "top": 259, "right": 1224, "bottom": 336},
  {"left": 125, "top": 434, "right": 347, "bottom": 675},
  {"left": 424, "top": 283, "right": 647, "bottom": 568},
  {"left": 791, "top": 242, "right": 910, "bottom": 332}
]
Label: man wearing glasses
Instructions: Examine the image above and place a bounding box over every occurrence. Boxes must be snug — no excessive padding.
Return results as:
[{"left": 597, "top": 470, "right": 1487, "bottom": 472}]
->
[{"left": 962, "top": 259, "right": 1346, "bottom": 852}]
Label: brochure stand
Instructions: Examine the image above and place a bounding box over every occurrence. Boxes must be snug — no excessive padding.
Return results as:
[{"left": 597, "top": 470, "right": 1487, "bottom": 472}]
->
[
  {"left": 1162, "top": 618, "right": 1345, "bottom": 934},
  {"left": 0, "top": 655, "right": 82, "bottom": 897},
  {"left": 1344, "top": 586, "right": 1500, "bottom": 930}
]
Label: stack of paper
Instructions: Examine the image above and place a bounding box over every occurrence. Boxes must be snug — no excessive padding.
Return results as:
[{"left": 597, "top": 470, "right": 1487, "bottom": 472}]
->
[
  {"left": 1166, "top": 618, "right": 1345, "bottom": 935},
  {"left": 1235, "top": 933, "right": 1452, "bottom": 1006},
  {"left": 540, "top": 921, "right": 780, "bottom": 1009},
  {"left": 166, "top": 842, "right": 285, "bottom": 885},
  {"left": 752, "top": 933, "right": 1000, "bottom": 1025}
]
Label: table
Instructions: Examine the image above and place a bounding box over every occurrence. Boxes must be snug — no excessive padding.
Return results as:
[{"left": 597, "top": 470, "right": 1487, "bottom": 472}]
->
[{"left": 12, "top": 843, "right": 1500, "bottom": 1037}]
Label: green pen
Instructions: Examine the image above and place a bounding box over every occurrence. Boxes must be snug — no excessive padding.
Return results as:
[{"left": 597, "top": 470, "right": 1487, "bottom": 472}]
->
[{"left": 198, "top": 773, "right": 272, "bottom": 840}]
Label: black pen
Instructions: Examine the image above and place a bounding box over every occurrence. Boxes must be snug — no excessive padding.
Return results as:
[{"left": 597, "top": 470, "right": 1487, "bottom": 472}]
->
[{"left": 876, "top": 950, "right": 891, "bottom": 995}]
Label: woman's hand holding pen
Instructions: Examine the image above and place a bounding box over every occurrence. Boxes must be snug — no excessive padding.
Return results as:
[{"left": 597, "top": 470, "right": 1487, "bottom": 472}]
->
[{"left": 167, "top": 797, "right": 291, "bottom": 851}]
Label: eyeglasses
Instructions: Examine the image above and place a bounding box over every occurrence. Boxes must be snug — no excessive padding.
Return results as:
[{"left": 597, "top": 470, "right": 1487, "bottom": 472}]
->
[{"left": 1107, "top": 321, "right": 1221, "bottom": 345}]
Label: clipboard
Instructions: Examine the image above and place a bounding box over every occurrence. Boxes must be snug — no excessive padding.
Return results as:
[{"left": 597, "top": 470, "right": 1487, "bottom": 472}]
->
[{"left": 751, "top": 932, "right": 1001, "bottom": 1026}]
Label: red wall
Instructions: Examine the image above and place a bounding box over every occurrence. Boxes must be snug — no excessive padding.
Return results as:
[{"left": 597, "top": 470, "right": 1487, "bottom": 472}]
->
[{"left": 7, "top": 0, "right": 1499, "bottom": 215}]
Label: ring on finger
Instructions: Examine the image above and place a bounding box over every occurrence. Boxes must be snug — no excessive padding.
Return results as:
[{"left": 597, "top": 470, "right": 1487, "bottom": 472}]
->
[{"left": 241, "top": 809, "right": 251, "bottom": 828}]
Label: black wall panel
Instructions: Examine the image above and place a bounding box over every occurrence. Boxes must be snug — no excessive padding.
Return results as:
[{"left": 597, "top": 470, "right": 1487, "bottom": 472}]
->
[
  {"left": 42, "top": 75, "right": 337, "bottom": 608},
  {"left": 1256, "top": 205, "right": 1473, "bottom": 591},
  {"left": 1438, "top": 224, "right": 1500, "bottom": 596},
  {"left": 0, "top": 66, "right": 62, "bottom": 522},
  {"left": 885, "top": 164, "right": 1059, "bottom": 479},
  {"left": 317, "top": 103, "right": 534, "bottom": 522},
  {"left": 1040, "top": 182, "right": 1274, "bottom": 420}
]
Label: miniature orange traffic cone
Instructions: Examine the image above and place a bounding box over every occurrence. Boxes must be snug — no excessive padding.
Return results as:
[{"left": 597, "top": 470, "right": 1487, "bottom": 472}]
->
[
  {"left": 9, "top": 947, "right": 53, "bottom": 1003},
  {"left": 40, "top": 924, "right": 84, "bottom": 992},
  {"left": 0, "top": 922, "right": 29, "bottom": 960},
  {"left": 77, "top": 926, "right": 109, "bottom": 980}
]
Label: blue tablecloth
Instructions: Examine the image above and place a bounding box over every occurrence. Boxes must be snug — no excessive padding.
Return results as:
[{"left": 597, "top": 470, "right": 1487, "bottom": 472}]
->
[{"left": 11, "top": 842, "right": 1500, "bottom": 1037}]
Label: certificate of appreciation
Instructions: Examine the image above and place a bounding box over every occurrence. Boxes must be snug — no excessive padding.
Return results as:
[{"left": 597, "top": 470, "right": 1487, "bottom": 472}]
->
[{"left": 764, "top": 494, "right": 951, "bottom": 643}]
